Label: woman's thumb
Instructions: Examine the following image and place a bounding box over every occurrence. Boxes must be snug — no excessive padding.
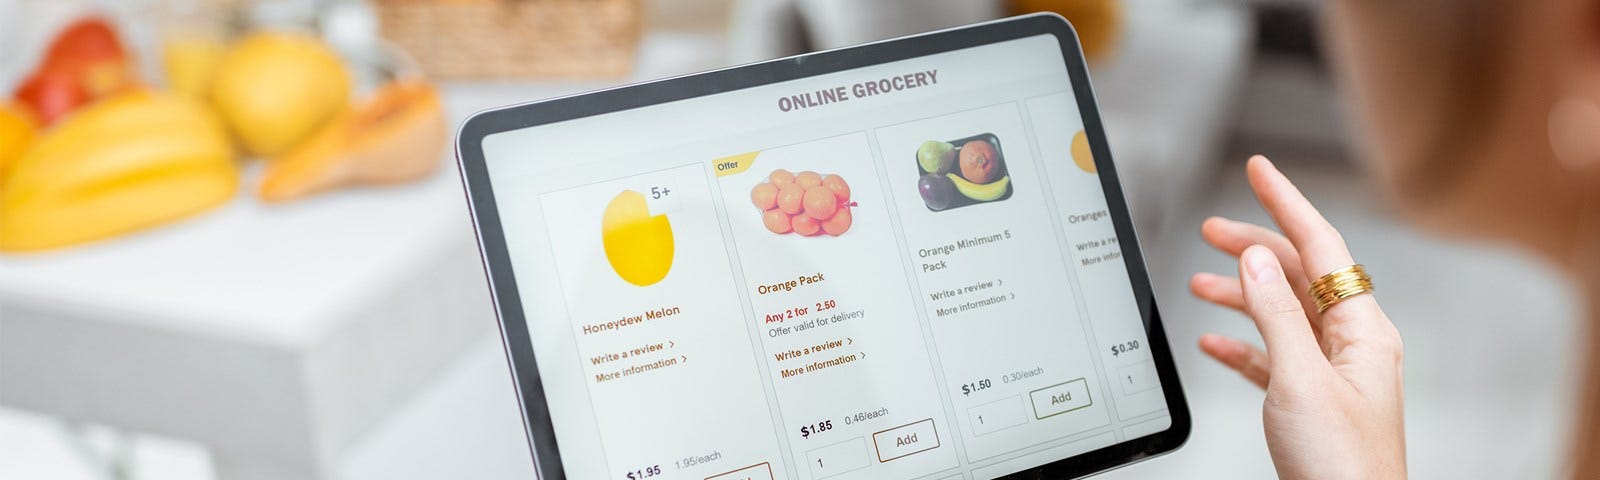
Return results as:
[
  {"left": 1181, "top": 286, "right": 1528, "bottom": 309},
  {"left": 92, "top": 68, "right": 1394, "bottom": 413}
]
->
[{"left": 1239, "top": 245, "right": 1324, "bottom": 377}]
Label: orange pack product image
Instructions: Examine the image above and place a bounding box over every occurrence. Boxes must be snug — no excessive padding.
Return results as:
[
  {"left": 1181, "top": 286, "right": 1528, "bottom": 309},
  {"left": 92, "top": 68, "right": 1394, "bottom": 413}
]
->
[{"left": 751, "top": 168, "right": 855, "bottom": 236}]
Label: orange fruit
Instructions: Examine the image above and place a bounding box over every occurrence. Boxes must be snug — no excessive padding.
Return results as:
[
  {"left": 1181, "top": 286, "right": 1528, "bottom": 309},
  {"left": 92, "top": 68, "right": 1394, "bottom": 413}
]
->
[
  {"left": 1071, "top": 130, "right": 1095, "bottom": 173},
  {"left": 777, "top": 183, "right": 804, "bottom": 214},
  {"left": 959, "top": 140, "right": 999, "bottom": 184},
  {"left": 792, "top": 213, "right": 821, "bottom": 236},
  {"left": 822, "top": 206, "right": 852, "bottom": 236},
  {"left": 751, "top": 182, "right": 778, "bottom": 210},
  {"left": 802, "top": 186, "right": 838, "bottom": 220},
  {"left": 796, "top": 171, "right": 822, "bottom": 188},
  {"left": 1008, "top": 0, "right": 1123, "bottom": 62},
  {"left": 762, "top": 208, "right": 791, "bottom": 234},
  {"left": 768, "top": 169, "right": 794, "bottom": 185},
  {"left": 822, "top": 174, "right": 850, "bottom": 202}
]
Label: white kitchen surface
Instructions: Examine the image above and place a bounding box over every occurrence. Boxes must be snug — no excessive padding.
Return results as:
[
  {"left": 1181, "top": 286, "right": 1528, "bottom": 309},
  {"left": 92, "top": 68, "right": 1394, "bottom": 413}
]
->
[{"left": 0, "top": 32, "right": 730, "bottom": 480}]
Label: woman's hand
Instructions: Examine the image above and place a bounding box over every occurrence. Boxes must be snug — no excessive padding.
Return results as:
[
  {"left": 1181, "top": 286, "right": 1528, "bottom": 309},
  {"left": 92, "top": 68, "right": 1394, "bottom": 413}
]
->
[{"left": 1189, "top": 156, "right": 1407, "bottom": 479}]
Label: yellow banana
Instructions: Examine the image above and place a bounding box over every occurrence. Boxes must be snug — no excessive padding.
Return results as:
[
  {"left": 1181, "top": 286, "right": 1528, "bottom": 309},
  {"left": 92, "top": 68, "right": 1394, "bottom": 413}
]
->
[
  {"left": 1, "top": 91, "right": 237, "bottom": 251},
  {"left": 947, "top": 173, "right": 1010, "bottom": 202},
  {"left": 0, "top": 104, "right": 35, "bottom": 183}
]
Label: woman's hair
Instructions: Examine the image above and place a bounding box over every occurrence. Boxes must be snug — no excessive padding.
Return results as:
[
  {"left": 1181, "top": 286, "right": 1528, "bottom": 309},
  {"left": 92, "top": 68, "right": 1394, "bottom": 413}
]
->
[
  {"left": 1442, "top": 2, "right": 1600, "bottom": 477},
  {"left": 1396, "top": 0, "right": 1524, "bottom": 204},
  {"left": 1355, "top": 1, "right": 1599, "bottom": 476}
]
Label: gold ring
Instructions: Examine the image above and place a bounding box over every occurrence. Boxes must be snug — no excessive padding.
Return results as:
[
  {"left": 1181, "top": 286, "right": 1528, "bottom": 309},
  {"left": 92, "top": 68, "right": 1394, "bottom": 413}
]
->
[{"left": 1307, "top": 264, "right": 1374, "bottom": 313}]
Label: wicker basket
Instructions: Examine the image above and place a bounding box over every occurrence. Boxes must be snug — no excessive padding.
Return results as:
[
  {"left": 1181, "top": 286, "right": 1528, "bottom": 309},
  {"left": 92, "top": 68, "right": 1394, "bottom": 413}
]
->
[{"left": 373, "top": 0, "right": 642, "bottom": 79}]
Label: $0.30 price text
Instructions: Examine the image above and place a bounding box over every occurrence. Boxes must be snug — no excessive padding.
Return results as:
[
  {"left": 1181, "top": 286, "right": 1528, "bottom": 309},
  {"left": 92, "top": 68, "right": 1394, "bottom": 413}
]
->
[{"left": 1110, "top": 339, "right": 1141, "bottom": 357}]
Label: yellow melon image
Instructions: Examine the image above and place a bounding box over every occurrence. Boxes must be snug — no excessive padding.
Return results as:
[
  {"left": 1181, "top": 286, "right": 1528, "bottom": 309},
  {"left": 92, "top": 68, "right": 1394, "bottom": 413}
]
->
[
  {"left": 1071, "top": 130, "right": 1096, "bottom": 174},
  {"left": 601, "top": 190, "right": 675, "bottom": 286}
]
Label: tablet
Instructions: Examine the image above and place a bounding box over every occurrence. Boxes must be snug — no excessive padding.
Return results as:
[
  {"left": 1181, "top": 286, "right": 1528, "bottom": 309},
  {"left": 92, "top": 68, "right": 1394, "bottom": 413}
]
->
[{"left": 456, "top": 14, "right": 1189, "bottom": 480}]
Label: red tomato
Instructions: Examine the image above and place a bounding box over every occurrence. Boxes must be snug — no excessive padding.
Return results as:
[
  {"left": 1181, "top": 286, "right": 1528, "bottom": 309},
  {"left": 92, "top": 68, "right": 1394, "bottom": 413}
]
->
[
  {"left": 36, "top": 17, "right": 134, "bottom": 98},
  {"left": 13, "top": 71, "right": 89, "bottom": 126},
  {"left": 44, "top": 17, "right": 126, "bottom": 66}
]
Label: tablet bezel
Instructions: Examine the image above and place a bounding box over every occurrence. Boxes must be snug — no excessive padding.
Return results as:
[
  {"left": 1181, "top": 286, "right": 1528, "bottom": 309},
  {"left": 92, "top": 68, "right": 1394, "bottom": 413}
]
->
[{"left": 455, "top": 13, "right": 1190, "bottom": 479}]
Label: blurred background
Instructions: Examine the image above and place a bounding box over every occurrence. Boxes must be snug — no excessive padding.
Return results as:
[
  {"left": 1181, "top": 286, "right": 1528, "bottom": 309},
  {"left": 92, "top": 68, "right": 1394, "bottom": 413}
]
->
[{"left": 0, "top": 0, "right": 1581, "bottom": 479}]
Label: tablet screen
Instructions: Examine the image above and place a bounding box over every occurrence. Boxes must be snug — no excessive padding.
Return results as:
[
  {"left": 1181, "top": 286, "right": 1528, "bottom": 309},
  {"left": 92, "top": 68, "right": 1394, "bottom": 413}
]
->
[{"left": 479, "top": 32, "right": 1172, "bottom": 480}]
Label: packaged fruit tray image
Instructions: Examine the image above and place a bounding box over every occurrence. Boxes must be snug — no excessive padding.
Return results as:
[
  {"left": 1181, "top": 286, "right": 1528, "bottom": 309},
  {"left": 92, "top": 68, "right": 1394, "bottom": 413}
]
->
[{"left": 914, "top": 132, "right": 1013, "bottom": 212}]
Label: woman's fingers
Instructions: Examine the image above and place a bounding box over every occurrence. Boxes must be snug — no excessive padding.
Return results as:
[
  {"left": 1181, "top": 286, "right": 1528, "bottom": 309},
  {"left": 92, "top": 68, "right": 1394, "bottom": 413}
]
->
[
  {"left": 1246, "top": 156, "right": 1353, "bottom": 274},
  {"left": 1201, "top": 216, "right": 1301, "bottom": 269},
  {"left": 1237, "top": 246, "right": 1325, "bottom": 378},
  {"left": 1190, "top": 272, "right": 1245, "bottom": 312},
  {"left": 1199, "top": 333, "right": 1270, "bottom": 389},
  {"left": 1199, "top": 216, "right": 1321, "bottom": 322},
  {"left": 1245, "top": 156, "right": 1384, "bottom": 324}
]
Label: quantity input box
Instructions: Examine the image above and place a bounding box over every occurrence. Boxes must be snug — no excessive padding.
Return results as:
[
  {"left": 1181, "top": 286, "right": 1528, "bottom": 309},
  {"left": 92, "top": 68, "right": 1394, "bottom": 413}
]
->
[
  {"left": 806, "top": 437, "right": 869, "bottom": 479},
  {"left": 968, "top": 395, "right": 1028, "bottom": 436},
  {"left": 1117, "top": 361, "right": 1159, "bottom": 396}
]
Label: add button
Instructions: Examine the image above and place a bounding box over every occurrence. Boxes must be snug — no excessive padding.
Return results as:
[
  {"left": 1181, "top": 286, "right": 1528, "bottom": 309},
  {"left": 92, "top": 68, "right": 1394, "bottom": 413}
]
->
[
  {"left": 871, "top": 418, "right": 940, "bottom": 462},
  {"left": 705, "top": 462, "right": 773, "bottom": 480},
  {"left": 1029, "top": 378, "right": 1093, "bottom": 419}
]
